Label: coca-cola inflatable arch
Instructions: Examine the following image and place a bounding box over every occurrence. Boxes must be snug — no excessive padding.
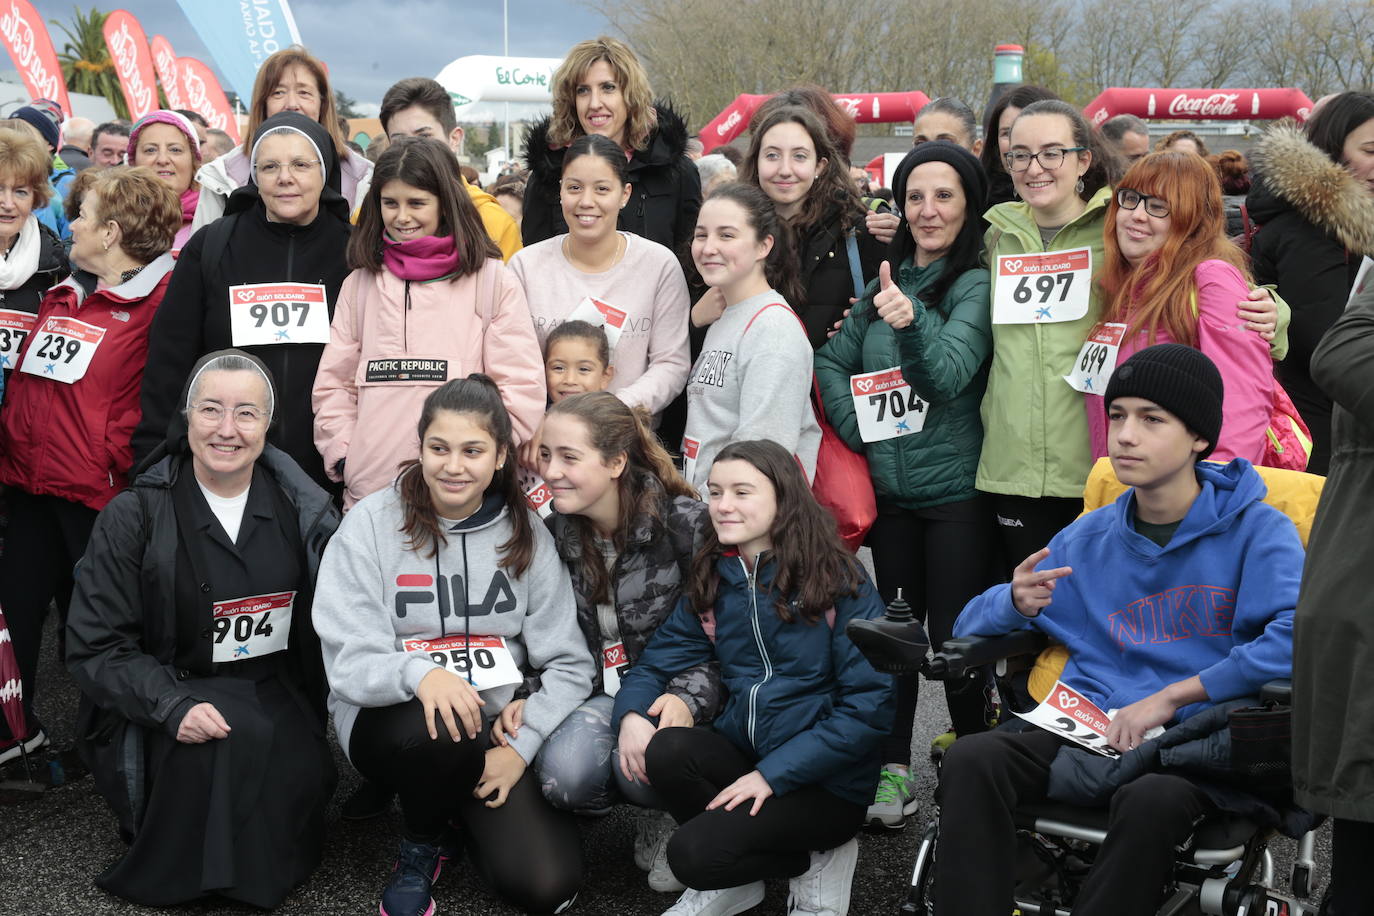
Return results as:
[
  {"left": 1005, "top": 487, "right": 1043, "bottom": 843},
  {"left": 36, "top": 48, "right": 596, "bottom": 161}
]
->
[
  {"left": 700, "top": 91, "right": 931, "bottom": 153},
  {"left": 1083, "top": 88, "right": 1315, "bottom": 125}
]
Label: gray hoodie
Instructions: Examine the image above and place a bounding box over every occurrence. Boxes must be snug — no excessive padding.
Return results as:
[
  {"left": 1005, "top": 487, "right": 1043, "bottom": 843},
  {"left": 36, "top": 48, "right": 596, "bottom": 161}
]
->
[
  {"left": 681, "top": 290, "right": 821, "bottom": 490},
  {"left": 314, "top": 486, "right": 594, "bottom": 763}
]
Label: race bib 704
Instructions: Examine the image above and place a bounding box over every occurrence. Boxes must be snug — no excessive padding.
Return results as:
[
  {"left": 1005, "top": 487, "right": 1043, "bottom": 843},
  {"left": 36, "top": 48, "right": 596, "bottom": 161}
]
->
[{"left": 850, "top": 367, "right": 927, "bottom": 442}]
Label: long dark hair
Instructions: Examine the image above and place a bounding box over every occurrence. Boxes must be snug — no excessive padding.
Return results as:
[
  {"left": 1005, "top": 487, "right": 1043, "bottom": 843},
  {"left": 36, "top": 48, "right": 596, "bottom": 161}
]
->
[
  {"left": 397, "top": 375, "right": 535, "bottom": 576},
  {"left": 545, "top": 392, "right": 696, "bottom": 603},
  {"left": 350, "top": 136, "right": 500, "bottom": 272},
  {"left": 687, "top": 440, "right": 862, "bottom": 624},
  {"left": 1013, "top": 99, "right": 1122, "bottom": 200},
  {"left": 699, "top": 182, "right": 803, "bottom": 306},
  {"left": 739, "top": 103, "right": 864, "bottom": 234},
  {"left": 979, "top": 85, "right": 1059, "bottom": 180},
  {"left": 1305, "top": 91, "right": 1374, "bottom": 164}
]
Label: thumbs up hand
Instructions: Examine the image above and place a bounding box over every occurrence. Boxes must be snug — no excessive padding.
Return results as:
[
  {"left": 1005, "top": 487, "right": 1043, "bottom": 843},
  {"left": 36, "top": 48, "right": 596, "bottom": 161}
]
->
[{"left": 873, "top": 261, "right": 914, "bottom": 329}]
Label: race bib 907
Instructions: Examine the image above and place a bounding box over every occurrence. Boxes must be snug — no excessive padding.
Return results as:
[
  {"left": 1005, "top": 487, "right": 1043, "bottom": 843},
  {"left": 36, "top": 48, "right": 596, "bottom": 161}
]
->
[{"left": 228, "top": 282, "right": 330, "bottom": 346}]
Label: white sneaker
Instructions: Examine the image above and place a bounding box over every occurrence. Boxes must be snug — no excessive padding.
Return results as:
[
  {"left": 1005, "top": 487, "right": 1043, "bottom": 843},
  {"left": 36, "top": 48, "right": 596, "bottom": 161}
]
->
[
  {"left": 787, "top": 837, "right": 859, "bottom": 915},
  {"left": 648, "top": 823, "right": 687, "bottom": 893},
  {"left": 635, "top": 810, "right": 675, "bottom": 872},
  {"left": 865, "top": 764, "right": 919, "bottom": 829},
  {"left": 662, "top": 882, "right": 766, "bottom": 916},
  {"left": 0, "top": 727, "right": 48, "bottom": 768}
]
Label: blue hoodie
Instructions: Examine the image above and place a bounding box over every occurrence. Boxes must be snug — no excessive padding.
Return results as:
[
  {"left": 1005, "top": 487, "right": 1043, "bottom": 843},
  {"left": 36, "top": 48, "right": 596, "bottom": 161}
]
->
[{"left": 955, "top": 459, "right": 1300, "bottom": 720}]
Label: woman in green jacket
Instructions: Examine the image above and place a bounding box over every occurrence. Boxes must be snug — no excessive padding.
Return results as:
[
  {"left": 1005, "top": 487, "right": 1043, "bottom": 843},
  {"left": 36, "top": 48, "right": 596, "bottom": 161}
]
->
[
  {"left": 816, "top": 142, "right": 994, "bottom": 830},
  {"left": 979, "top": 99, "right": 1281, "bottom": 562}
]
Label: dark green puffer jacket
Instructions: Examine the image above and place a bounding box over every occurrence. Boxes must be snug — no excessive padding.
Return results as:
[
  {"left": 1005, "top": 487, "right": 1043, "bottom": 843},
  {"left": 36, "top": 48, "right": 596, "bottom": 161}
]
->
[{"left": 815, "top": 257, "right": 991, "bottom": 509}]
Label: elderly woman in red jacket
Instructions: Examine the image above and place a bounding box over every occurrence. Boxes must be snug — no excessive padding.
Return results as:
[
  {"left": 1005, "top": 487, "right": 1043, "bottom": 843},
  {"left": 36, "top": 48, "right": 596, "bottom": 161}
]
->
[{"left": 0, "top": 166, "right": 179, "bottom": 764}]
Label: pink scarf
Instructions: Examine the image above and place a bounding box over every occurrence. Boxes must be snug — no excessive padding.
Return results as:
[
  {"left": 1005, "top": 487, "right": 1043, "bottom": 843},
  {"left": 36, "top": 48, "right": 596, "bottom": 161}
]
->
[
  {"left": 173, "top": 187, "right": 199, "bottom": 252},
  {"left": 382, "top": 233, "right": 460, "bottom": 281}
]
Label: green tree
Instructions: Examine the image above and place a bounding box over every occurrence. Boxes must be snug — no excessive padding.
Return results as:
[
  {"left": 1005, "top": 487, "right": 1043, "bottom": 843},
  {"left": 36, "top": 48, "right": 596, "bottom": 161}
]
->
[
  {"left": 50, "top": 6, "right": 128, "bottom": 119},
  {"left": 334, "top": 89, "right": 361, "bottom": 119}
]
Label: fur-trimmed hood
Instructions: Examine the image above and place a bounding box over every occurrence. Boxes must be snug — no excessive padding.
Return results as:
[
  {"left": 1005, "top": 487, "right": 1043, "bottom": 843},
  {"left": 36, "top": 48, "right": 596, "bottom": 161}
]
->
[
  {"left": 1248, "top": 125, "right": 1374, "bottom": 256},
  {"left": 522, "top": 99, "right": 691, "bottom": 188}
]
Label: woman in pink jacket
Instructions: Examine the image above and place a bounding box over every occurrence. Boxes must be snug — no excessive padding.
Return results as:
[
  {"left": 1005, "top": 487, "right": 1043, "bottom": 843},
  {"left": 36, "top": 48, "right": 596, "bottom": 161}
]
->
[
  {"left": 312, "top": 138, "right": 545, "bottom": 508},
  {"left": 1084, "top": 151, "right": 1276, "bottom": 464}
]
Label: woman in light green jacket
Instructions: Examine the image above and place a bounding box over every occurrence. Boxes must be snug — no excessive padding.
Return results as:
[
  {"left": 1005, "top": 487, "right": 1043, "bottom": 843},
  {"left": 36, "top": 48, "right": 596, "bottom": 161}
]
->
[{"left": 979, "top": 99, "right": 1282, "bottom": 562}]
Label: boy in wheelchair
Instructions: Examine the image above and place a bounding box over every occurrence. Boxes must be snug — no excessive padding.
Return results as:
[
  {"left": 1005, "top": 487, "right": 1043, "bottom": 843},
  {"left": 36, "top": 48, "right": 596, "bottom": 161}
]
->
[{"left": 939, "top": 345, "right": 1304, "bottom": 916}]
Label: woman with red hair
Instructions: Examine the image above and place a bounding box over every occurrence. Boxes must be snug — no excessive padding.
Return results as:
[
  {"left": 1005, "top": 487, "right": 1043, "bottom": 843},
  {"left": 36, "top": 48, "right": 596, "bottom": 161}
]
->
[{"left": 1085, "top": 151, "right": 1275, "bottom": 464}]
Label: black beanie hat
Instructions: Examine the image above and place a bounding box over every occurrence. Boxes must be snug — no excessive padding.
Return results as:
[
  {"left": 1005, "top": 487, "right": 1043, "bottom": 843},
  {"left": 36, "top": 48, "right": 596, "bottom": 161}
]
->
[
  {"left": 890, "top": 140, "right": 988, "bottom": 217},
  {"left": 1103, "top": 343, "right": 1224, "bottom": 459}
]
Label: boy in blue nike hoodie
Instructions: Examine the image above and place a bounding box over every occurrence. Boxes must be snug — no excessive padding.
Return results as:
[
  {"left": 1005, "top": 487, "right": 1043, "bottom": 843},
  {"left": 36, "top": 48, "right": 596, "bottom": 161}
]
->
[{"left": 935, "top": 344, "right": 1303, "bottom": 916}]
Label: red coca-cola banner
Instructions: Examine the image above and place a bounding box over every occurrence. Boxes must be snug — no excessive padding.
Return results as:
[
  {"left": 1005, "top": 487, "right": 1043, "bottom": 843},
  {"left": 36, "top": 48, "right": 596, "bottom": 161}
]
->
[
  {"left": 700, "top": 91, "right": 932, "bottom": 152},
  {"left": 1084, "top": 88, "right": 1315, "bottom": 125},
  {"left": 176, "top": 56, "right": 240, "bottom": 142},
  {"left": 149, "top": 35, "right": 186, "bottom": 110},
  {"left": 0, "top": 0, "right": 70, "bottom": 116},
  {"left": 102, "top": 10, "right": 157, "bottom": 119}
]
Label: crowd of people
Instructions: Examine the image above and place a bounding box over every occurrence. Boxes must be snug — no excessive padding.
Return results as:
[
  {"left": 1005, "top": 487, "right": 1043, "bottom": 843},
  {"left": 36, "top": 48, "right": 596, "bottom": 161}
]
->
[{"left": 1, "top": 32, "right": 1372, "bottom": 916}]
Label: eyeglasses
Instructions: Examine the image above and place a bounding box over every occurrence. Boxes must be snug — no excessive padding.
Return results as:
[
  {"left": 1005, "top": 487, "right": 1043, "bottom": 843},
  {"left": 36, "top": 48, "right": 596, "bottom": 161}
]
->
[
  {"left": 254, "top": 158, "right": 320, "bottom": 179},
  {"left": 1116, "top": 188, "right": 1171, "bottom": 218},
  {"left": 1003, "top": 147, "right": 1087, "bottom": 172},
  {"left": 188, "top": 402, "right": 269, "bottom": 429}
]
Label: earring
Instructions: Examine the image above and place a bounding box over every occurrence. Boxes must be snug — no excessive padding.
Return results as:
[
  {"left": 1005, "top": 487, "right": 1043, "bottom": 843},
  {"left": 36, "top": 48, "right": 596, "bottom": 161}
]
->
[
  {"left": 1075, "top": 178, "right": 1085, "bottom": 194},
  {"left": 103, "top": 239, "right": 110, "bottom": 251}
]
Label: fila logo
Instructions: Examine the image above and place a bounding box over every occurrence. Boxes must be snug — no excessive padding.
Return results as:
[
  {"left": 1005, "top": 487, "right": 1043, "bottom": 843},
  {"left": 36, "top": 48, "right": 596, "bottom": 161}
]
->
[{"left": 394, "top": 572, "right": 516, "bottom": 619}]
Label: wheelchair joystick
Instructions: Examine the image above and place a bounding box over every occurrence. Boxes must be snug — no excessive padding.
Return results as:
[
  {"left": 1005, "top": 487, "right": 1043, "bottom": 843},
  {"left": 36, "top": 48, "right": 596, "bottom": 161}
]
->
[{"left": 845, "top": 588, "right": 932, "bottom": 675}]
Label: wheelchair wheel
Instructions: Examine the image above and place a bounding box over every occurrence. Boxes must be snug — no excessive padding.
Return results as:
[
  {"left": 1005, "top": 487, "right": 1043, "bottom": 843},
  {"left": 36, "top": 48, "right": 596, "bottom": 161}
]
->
[
  {"left": 1291, "top": 863, "right": 1311, "bottom": 899},
  {"left": 900, "top": 821, "right": 939, "bottom": 915}
]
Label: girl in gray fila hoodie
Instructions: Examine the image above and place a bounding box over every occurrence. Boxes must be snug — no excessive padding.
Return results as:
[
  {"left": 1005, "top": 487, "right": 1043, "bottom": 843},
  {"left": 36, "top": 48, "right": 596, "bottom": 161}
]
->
[{"left": 313, "top": 375, "right": 594, "bottom": 916}]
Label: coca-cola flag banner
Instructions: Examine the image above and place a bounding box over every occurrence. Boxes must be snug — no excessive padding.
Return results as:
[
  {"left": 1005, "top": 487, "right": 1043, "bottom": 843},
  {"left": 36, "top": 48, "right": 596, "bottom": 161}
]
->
[
  {"left": 0, "top": 0, "right": 71, "bottom": 115},
  {"left": 174, "top": 0, "right": 302, "bottom": 101},
  {"left": 701, "top": 91, "right": 931, "bottom": 152},
  {"left": 102, "top": 10, "right": 157, "bottom": 120},
  {"left": 1084, "top": 88, "right": 1316, "bottom": 125},
  {"left": 150, "top": 34, "right": 187, "bottom": 110},
  {"left": 176, "top": 56, "right": 241, "bottom": 142}
]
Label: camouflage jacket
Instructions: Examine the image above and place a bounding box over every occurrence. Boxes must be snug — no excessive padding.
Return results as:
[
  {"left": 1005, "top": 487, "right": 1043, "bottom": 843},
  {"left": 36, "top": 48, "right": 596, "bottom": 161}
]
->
[{"left": 549, "top": 475, "right": 722, "bottom": 723}]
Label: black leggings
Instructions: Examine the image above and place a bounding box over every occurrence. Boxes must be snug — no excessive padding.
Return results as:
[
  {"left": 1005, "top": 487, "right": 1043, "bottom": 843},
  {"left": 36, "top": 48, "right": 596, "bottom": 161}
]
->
[
  {"left": 988, "top": 493, "right": 1083, "bottom": 572},
  {"left": 349, "top": 699, "right": 582, "bottom": 914},
  {"left": 935, "top": 726, "right": 1214, "bottom": 916},
  {"left": 645, "top": 726, "right": 864, "bottom": 890},
  {"left": 1327, "top": 818, "right": 1374, "bottom": 915},
  {"left": 866, "top": 497, "right": 996, "bottom": 760}
]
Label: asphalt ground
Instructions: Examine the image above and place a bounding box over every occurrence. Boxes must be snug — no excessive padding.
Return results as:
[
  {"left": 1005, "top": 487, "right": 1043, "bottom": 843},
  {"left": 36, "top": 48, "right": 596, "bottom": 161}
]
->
[{"left": 0, "top": 563, "right": 1332, "bottom": 916}]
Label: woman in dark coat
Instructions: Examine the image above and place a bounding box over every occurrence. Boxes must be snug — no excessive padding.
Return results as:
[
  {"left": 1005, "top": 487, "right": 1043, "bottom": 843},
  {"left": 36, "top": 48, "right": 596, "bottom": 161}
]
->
[
  {"left": 131, "top": 111, "right": 353, "bottom": 490},
  {"left": 521, "top": 36, "right": 701, "bottom": 254},
  {"left": 1245, "top": 91, "right": 1374, "bottom": 475},
  {"left": 1292, "top": 267, "right": 1374, "bottom": 915},
  {"left": 66, "top": 349, "right": 339, "bottom": 908}
]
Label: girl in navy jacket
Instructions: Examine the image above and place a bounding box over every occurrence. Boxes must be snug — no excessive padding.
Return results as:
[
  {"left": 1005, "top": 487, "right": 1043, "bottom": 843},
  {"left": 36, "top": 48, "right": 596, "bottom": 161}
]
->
[{"left": 612, "top": 439, "right": 893, "bottom": 916}]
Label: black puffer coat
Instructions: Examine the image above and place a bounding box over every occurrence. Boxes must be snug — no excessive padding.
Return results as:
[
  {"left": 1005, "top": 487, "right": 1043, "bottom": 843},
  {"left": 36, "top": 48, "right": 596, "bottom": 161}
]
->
[
  {"left": 522, "top": 101, "right": 702, "bottom": 255},
  {"left": 1246, "top": 125, "right": 1374, "bottom": 474},
  {"left": 1, "top": 219, "right": 68, "bottom": 315}
]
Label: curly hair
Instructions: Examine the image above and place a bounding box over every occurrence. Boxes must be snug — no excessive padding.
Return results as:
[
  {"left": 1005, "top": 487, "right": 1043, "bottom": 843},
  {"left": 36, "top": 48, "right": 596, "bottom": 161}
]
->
[
  {"left": 547, "top": 37, "right": 657, "bottom": 151},
  {"left": 0, "top": 127, "right": 52, "bottom": 209},
  {"left": 87, "top": 166, "right": 181, "bottom": 264}
]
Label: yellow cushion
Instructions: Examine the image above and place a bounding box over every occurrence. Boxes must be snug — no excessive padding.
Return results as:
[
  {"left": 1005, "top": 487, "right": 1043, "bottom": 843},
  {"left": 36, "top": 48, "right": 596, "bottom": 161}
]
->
[{"left": 1027, "top": 458, "right": 1324, "bottom": 701}]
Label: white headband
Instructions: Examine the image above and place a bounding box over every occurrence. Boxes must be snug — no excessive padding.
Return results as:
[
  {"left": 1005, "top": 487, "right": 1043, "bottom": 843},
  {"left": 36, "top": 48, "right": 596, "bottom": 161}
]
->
[{"left": 249, "top": 125, "right": 327, "bottom": 184}]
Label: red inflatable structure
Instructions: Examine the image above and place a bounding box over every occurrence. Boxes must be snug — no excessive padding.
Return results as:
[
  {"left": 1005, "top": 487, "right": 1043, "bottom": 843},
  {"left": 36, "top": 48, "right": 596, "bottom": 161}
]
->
[
  {"left": 1083, "top": 88, "right": 1315, "bottom": 126},
  {"left": 700, "top": 91, "right": 931, "bottom": 152}
]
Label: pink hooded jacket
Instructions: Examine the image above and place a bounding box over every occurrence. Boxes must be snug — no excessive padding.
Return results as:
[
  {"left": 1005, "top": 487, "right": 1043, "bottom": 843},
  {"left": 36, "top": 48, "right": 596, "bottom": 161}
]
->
[
  {"left": 1087, "top": 259, "right": 1274, "bottom": 464},
  {"left": 312, "top": 258, "right": 546, "bottom": 508}
]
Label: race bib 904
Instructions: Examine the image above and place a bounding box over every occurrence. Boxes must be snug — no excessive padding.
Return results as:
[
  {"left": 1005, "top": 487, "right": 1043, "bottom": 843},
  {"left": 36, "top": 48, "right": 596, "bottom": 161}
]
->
[
  {"left": 228, "top": 282, "right": 330, "bottom": 346},
  {"left": 211, "top": 591, "right": 293, "bottom": 663},
  {"left": 850, "top": 367, "right": 927, "bottom": 442},
  {"left": 993, "top": 248, "right": 1092, "bottom": 324},
  {"left": 18, "top": 315, "right": 106, "bottom": 385}
]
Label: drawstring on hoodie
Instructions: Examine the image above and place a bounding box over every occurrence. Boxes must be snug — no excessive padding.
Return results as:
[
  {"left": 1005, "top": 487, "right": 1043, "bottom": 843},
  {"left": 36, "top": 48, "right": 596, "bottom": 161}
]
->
[{"left": 434, "top": 525, "right": 476, "bottom": 686}]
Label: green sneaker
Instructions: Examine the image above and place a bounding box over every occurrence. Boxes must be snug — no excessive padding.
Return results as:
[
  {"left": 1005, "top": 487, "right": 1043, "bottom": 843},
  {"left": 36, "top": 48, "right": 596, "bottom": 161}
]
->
[{"left": 865, "top": 764, "right": 918, "bottom": 829}]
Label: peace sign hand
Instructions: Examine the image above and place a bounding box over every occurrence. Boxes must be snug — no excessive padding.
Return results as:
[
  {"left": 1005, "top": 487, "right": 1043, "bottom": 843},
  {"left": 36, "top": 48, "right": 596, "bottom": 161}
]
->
[
  {"left": 873, "top": 261, "right": 914, "bottom": 330},
  {"left": 1011, "top": 547, "right": 1073, "bottom": 618}
]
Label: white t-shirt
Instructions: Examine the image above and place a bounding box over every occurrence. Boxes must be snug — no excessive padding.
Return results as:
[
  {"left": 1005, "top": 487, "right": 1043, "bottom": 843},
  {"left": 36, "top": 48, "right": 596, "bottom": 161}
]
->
[{"left": 198, "top": 480, "right": 250, "bottom": 543}]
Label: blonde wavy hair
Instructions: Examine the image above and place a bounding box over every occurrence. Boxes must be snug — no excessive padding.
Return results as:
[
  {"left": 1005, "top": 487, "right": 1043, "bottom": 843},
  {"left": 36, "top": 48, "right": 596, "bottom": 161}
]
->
[{"left": 547, "top": 36, "right": 656, "bottom": 151}]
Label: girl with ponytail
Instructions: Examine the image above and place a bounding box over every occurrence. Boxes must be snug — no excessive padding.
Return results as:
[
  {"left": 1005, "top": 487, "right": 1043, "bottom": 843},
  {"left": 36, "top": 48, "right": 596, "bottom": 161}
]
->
[
  {"left": 313, "top": 374, "right": 593, "bottom": 916},
  {"left": 494, "top": 391, "right": 717, "bottom": 892}
]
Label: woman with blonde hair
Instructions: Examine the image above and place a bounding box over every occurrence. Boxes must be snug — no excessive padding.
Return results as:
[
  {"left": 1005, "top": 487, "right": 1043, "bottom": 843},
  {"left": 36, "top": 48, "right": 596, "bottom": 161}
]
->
[
  {"left": 190, "top": 46, "right": 373, "bottom": 231},
  {"left": 522, "top": 36, "right": 701, "bottom": 251}
]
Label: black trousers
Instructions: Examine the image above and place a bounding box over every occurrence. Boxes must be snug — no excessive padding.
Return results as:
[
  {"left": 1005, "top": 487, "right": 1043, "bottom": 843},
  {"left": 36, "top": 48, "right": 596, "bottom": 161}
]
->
[
  {"left": 1327, "top": 818, "right": 1374, "bottom": 915},
  {"left": 866, "top": 497, "right": 996, "bottom": 760},
  {"left": 645, "top": 726, "right": 864, "bottom": 890},
  {"left": 0, "top": 490, "right": 98, "bottom": 740},
  {"left": 987, "top": 493, "right": 1083, "bottom": 572},
  {"left": 935, "top": 726, "right": 1214, "bottom": 916},
  {"left": 349, "top": 698, "right": 582, "bottom": 915}
]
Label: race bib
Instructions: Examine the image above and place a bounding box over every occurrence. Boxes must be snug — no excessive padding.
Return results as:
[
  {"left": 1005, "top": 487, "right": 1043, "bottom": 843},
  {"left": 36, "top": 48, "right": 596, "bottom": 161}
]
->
[
  {"left": 601, "top": 641, "right": 629, "bottom": 697},
  {"left": 1063, "top": 322, "right": 1127, "bottom": 394},
  {"left": 403, "top": 634, "right": 524, "bottom": 692},
  {"left": 18, "top": 316, "right": 106, "bottom": 385},
  {"left": 850, "top": 367, "right": 928, "bottom": 442},
  {"left": 228, "top": 282, "right": 330, "bottom": 346},
  {"left": 681, "top": 436, "right": 700, "bottom": 483},
  {"left": 1012, "top": 679, "right": 1162, "bottom": 758},
  {"left": 211, "top": 590, "right": 293, "bottom": 663},
  {"left": 566, "top": 296, "right": 628, "bottom": 349},
  {"left": 0, "top": 309, "right": 36, "bottom": 369},
  {"left": 517, "top": 467, "right": 554, "bottom": 519},
  {"left": 993, "top": 247, "right": 1092, "bottom": 324}
]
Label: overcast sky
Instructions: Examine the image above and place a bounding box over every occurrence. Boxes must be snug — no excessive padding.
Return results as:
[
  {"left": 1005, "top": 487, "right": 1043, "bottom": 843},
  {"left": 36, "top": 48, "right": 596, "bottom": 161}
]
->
[{"left": 41, "top": 0, "right": 609, "bottom": 112}]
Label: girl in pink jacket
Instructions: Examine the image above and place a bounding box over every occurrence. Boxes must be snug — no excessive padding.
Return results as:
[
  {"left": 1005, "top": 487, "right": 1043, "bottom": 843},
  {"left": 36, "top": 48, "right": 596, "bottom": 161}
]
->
[
  {"left": 1082, "top": 151, "right": 1276, "bottom": 464},
  {"left": 313, "top": 138, "right": 546, "bottom": 508}
]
